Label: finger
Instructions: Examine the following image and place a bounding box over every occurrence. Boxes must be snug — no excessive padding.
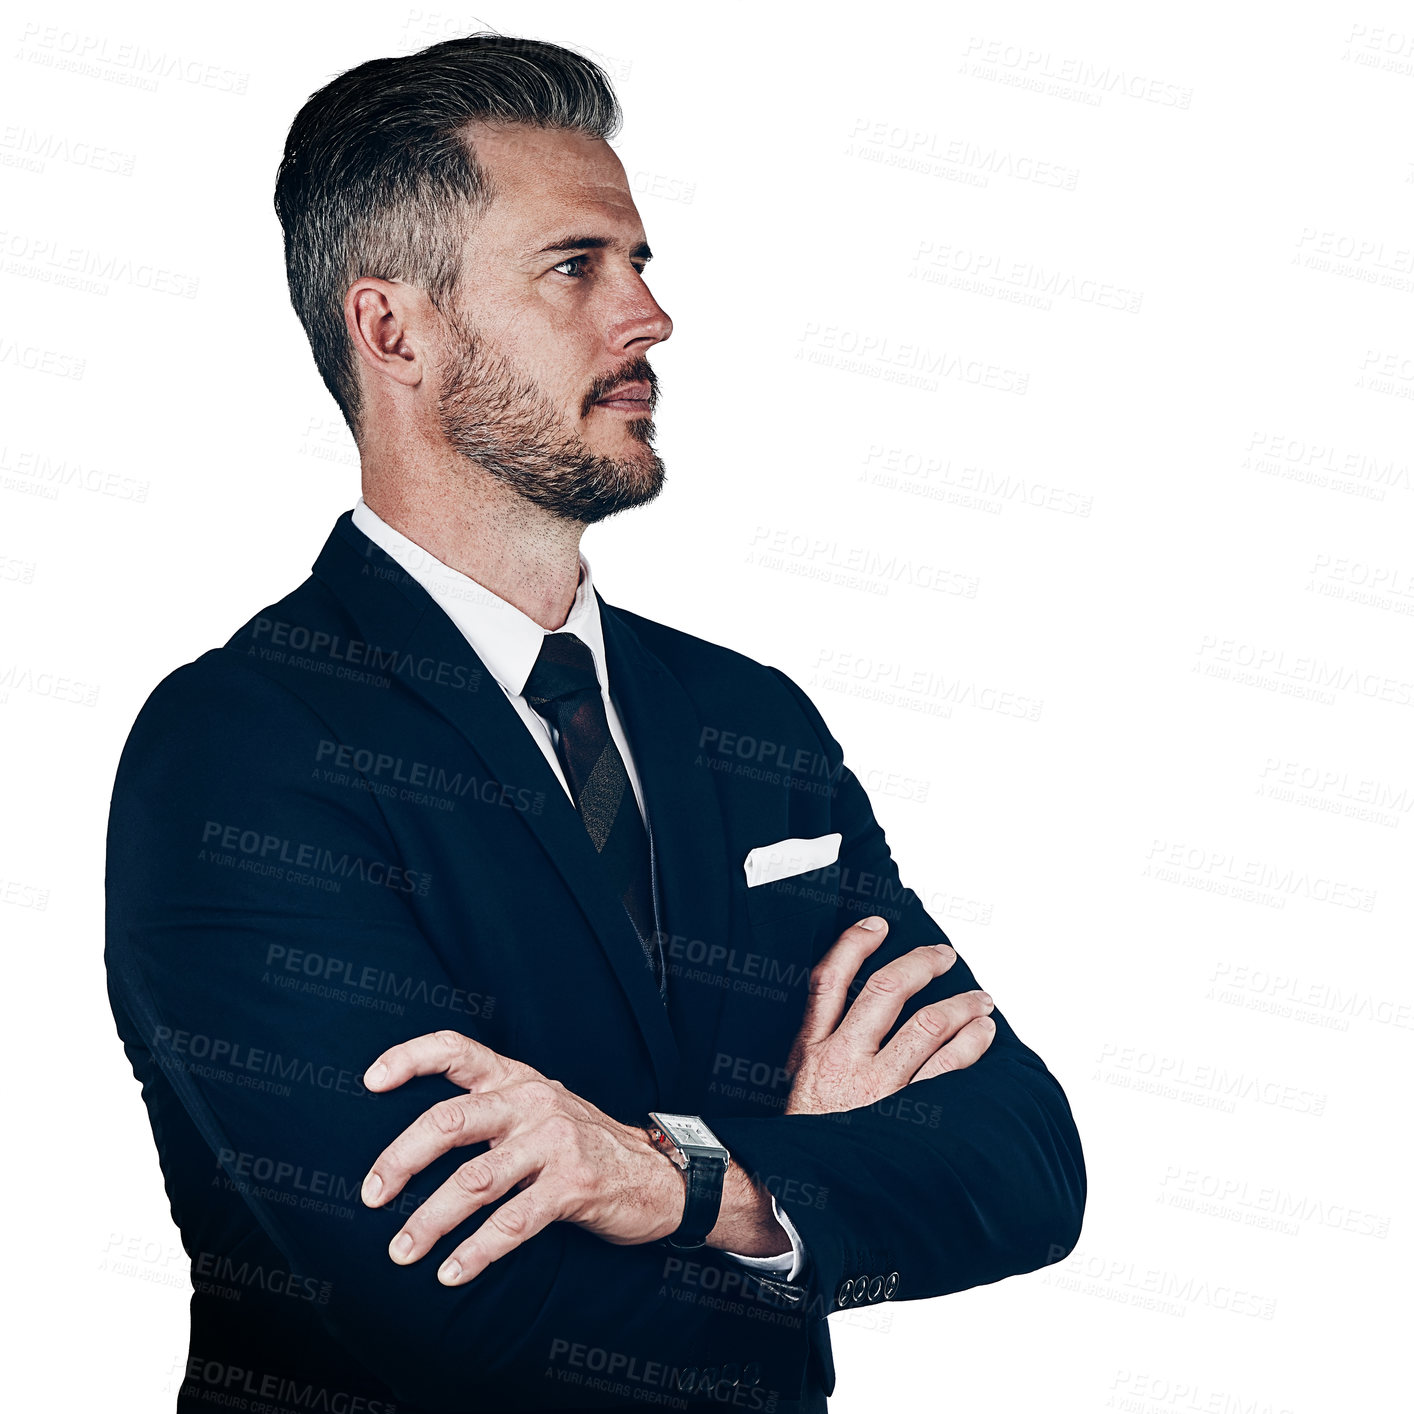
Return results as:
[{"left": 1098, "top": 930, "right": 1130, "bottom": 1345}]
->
[
  {"left": 908, "top": 1014, "right": 996, "bottom": 1083},
  {"left": 873, "top": 990, "right": 994, "bottom": 1088},
  {"left": 833, "top": 943, "right": 960, "bottom": 1053},
  {"left": 438, "top": 1185, "right": 563, "bottom": 1286},
  {"left": 793, "top": 919, "right": 893, "bottom": 1051},
  {"left": 363, "top": 1029, "right": 517, "bottom": 1094},
  {"left": 387, "top": 1138, "right": 544, "bottom": 1267},
  {"left": 362, "top": 1091, "right": 517, "bottom": 1208}
]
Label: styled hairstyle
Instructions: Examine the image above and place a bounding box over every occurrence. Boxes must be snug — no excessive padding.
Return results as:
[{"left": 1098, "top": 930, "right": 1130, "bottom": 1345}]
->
[{"left": 274, "top": 32, "right": 623, "bottom": 436}]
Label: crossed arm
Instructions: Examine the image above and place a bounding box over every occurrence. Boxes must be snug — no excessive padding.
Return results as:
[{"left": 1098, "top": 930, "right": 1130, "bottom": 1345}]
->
[{"left": 358, "top": 920, "right": 998, "bottom": 1284}]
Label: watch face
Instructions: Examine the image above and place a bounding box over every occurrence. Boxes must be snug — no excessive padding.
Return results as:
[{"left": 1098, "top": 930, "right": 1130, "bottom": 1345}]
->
[{"left": 651, "top": 1113, "right": 725, "bottom": 1154}]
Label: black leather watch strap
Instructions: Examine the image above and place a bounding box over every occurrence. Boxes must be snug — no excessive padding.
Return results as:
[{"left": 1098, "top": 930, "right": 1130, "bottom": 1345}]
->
[{"left": 665, "top": 1153, "right": 727, "bottom": 1249}]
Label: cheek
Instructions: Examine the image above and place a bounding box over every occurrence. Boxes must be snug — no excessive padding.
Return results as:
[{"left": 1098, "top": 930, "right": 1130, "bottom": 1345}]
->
[{"left": 517, "top": 333, "right": 594, "bottom": 410}]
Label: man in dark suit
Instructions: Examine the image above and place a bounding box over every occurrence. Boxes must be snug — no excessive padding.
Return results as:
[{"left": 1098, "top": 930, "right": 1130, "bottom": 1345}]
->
[{"left": 105, "top": 32, "right": 1086, "bottom": 1413}]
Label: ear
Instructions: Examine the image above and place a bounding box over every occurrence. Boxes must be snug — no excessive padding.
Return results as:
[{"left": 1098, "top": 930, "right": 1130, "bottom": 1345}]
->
[{"left": 344, "top": 277, "right": 427, "bottom": 395}]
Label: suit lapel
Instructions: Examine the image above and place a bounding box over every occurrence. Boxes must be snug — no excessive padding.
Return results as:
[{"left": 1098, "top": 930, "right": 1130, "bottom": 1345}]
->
[
  {"left": 311, "top": 513, "right": 681, "bottom": 1094},
  {"left": 598, "top": 596, "right": 734, "bottom": 1108}
]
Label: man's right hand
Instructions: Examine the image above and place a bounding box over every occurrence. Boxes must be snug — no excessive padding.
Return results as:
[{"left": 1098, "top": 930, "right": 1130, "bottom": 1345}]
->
[{"left": 783, "top": 917, "right": 996, "bottom": 1115}]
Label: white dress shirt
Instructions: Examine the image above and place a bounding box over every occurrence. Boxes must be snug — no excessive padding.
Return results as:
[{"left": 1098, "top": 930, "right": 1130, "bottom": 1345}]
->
[{"left": 351, "top": 497, "right": 805, "bottom": 1281}]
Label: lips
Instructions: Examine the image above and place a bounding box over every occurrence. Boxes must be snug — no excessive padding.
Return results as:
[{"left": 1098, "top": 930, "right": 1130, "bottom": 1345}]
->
[{"left": 595, "top": 380, "right": 651, "bottom": 405}]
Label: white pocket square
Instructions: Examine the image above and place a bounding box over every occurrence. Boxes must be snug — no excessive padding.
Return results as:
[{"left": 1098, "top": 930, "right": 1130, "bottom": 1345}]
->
[{"left": 743, "top": 832, "right": 842, "bottom": 888}]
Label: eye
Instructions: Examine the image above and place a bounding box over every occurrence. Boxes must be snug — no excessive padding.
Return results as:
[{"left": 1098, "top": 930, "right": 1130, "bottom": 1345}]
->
[{"left": 550, "top": 256, "right": 651, "bottom": 280}]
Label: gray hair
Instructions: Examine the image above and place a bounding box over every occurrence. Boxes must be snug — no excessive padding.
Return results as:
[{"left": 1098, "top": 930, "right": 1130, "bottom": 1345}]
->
[{"left": 274, "top": 32, "right": 623, "bottom": 436}]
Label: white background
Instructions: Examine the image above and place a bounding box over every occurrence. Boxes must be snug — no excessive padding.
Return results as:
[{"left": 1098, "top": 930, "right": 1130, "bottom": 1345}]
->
[{"left": 3, "top": 3, "right": 1410, "bottom": 1410}]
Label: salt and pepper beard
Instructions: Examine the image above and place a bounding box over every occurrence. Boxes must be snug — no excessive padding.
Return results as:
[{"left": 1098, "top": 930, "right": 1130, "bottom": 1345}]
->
[{"left": 434, "top": 308, "right": 666, "bottom": 525}]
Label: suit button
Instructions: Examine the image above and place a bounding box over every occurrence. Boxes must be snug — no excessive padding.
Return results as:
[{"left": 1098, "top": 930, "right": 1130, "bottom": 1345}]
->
[
  {"left": 837, "top": 1279, "right": 854, "bottom": 1307},
  {"left": 741, "top": 1362, "right": 761, "bottom": 1388},
  {"left": 868, "top": 1275, "right": 884, "bottom": 1301},
  {"left": 722, "top": 1364, "right": 740, "bottom": 1387},
  {"left": 851, "top": 1275, "right": 869, "bottom": 1303},
  {"left": 883, "top": 1270, "right": 899, "bottom": 1298}
]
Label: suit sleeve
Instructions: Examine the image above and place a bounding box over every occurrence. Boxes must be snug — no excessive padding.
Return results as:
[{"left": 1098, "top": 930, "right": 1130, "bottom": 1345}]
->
[
  {"left": 105, "top": 652, "right": 811, "bottom": 1411},
  {"left": 706, "top": 665, "right": 1087, "bottom": 1318}
]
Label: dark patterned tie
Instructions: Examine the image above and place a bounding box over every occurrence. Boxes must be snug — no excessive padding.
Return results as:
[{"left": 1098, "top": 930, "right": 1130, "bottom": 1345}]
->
[{"left": 523, "top": 632, "right": 663, "bottom": 990}]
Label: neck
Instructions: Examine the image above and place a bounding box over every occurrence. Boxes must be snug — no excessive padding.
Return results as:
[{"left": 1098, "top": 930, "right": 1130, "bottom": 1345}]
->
[{"left": 361, "top": 458, "right": 585, "bottom": 632}]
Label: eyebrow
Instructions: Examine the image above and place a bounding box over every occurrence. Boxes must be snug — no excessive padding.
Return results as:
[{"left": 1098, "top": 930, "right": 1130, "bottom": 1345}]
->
[{"left": 532, "top": 235, "right": 653, "bottom": 262}]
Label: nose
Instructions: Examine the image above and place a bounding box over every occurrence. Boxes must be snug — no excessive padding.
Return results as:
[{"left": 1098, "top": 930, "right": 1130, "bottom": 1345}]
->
[{"left": 611, "top": 271, "right": 672, "bottom": 352}]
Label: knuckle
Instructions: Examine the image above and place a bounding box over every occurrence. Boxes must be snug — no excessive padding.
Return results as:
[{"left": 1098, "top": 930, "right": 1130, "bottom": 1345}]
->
[
  {"left": 525, "top": 1077, "right": 563, "bottom": 1112},
  {"left": 863, "top": 969, "right": 903, "bottom": 996},
  {"left": 539, "top": 1111, "right": 576, "bottom": 1146},
  {"left": 453, "top": 1159, "right": 492, "bottom": 1196},
  {"left": 912, "top": 1007, "right": 947, "bottom": 1039},
  {"left": 493, "top": 1201, "right": 535, "bottom": 1238},
  {"left": 426, "top": 1098, "right": 467, "bottom": 1138}
]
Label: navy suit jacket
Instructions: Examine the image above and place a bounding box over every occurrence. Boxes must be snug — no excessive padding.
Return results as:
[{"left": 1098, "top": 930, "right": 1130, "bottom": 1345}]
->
[{"left": 105, "top": 510, "right": 1086, "bottom": 1412}]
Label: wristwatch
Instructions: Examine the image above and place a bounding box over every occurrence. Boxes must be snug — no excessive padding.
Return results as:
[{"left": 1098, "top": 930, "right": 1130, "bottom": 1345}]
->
[{"left": 646, "top": 1112, "right": 730, "bottom": 1249}]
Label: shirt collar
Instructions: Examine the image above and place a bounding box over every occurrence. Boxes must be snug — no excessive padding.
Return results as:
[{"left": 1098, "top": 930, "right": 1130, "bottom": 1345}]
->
[{"left": 350, "top": 496, "right": 609, "bottom": 699}]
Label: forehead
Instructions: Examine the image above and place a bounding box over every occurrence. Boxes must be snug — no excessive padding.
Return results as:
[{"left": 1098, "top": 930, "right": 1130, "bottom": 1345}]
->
[{"left": 462, "top": 121, "right": 639, "bottom": 247}]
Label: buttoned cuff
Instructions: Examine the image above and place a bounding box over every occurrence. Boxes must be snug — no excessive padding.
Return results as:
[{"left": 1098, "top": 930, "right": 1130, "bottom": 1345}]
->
[{"left": 722, "top": 1189, "right": 806, "bottom": 1282}]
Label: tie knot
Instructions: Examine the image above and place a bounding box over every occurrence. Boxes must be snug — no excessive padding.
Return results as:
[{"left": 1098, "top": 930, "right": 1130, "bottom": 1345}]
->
[{"left": 523, "top": 632, "right": 600, "bottom": 711}]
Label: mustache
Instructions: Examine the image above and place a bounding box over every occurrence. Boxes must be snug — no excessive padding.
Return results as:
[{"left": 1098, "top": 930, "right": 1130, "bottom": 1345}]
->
[
  {"left": 584, "top": 360, "right": 658, "bottom": 415},
  {"left": 439, "top": 315, "right": 658, "bottom": 420}
]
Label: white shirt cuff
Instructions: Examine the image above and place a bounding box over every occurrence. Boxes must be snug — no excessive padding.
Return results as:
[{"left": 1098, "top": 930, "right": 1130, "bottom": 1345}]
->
[{"left": 722, "top": 1189, "right": 806, "bottom": 1282}]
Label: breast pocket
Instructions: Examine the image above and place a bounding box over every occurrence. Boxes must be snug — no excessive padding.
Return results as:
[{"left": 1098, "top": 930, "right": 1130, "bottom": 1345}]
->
[
  {"left": 739, "top": 830, "right": 842, "bottom": 931},
  {"left": 742, "top": 868, "right": 840, "bottom": 932}
]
